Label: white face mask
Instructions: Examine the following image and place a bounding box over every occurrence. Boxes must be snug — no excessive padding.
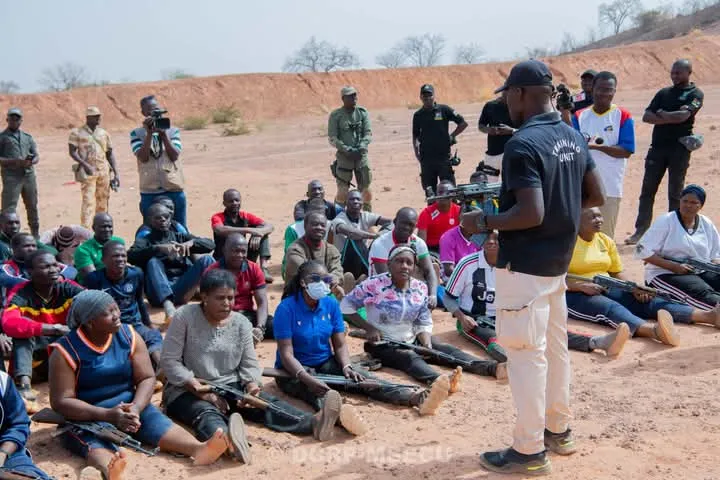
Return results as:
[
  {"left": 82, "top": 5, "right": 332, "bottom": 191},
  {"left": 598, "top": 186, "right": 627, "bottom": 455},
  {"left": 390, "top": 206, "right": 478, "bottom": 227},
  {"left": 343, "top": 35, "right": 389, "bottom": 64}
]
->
[{"left": 305, "top": 281, "right": 331, "bottom": 300}]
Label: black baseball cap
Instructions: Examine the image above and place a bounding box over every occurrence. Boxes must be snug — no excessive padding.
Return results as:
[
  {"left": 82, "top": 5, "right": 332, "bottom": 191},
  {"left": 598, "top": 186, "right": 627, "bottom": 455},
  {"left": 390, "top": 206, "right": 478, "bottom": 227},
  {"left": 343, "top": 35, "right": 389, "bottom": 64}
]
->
[
  {"left": 420, "top": 84, "right": 434, "bottom": 95},
  {"left": 494, "top": 60, "right": 554, "bottom": 94},
  {"left": 581, "top": 69, "right": 597, "bottom": 79}
]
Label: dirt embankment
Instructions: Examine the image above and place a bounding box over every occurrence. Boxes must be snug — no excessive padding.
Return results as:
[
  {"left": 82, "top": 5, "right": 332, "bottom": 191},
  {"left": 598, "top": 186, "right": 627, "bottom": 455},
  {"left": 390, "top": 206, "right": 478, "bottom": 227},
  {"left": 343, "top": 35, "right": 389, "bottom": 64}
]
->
[{"left": 2, "top": 33, "right": 719, "bottom": 133}]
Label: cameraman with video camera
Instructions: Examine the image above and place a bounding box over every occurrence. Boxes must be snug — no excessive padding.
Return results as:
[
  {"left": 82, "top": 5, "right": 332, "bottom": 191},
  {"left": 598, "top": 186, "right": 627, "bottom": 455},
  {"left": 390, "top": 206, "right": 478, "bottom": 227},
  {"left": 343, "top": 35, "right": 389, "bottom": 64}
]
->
[
  {"left": 130, "top": 95, "right": 187, "bottom": 228},
  {"left": 558, "top": 69, "right": 596, "bottom": 125}
]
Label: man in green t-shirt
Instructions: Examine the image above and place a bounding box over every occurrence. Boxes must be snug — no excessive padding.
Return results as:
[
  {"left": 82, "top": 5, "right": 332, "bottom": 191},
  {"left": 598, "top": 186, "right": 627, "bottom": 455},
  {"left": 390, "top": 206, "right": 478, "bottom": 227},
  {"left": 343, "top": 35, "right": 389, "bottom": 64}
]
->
[{"left": 73, "top": 213, "right": 124, "bottom": 279}]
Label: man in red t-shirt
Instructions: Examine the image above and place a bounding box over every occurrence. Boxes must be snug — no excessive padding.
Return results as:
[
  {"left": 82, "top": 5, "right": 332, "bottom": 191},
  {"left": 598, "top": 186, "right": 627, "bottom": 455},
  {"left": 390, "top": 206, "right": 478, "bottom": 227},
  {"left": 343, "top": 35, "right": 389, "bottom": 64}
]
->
[
  {"left": 210, "top": 188, "right": 274, "bottom": 282},
  {"left": 417, "top": 180, "right": 461, "bottom": 253},
  {"left": 204, "top": 233, "right": 272, "bottom": 343}
]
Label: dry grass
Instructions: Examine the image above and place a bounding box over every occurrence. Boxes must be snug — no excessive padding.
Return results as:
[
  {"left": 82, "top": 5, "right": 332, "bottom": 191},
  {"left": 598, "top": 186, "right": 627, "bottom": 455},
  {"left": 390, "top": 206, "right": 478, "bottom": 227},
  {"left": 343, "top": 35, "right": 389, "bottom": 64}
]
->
[
  {"left": 211, "top": 105, "right": 241, "bottom": 124},
  {"left": 406, "top": 102, "right": 422, "bottom": 110},
  {"left": 181, "top": 115, "right": 208, "bottom": 130},
  {"left": 221, "top": 119, "right": 252, "bottom": 136}
]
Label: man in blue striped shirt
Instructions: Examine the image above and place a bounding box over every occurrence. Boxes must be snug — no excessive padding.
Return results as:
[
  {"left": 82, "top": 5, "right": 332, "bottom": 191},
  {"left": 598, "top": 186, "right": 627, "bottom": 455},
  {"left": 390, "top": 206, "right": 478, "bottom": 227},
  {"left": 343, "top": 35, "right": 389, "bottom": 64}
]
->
[{"left": 130, "top": 95, "right": 187, "bottom": 227}]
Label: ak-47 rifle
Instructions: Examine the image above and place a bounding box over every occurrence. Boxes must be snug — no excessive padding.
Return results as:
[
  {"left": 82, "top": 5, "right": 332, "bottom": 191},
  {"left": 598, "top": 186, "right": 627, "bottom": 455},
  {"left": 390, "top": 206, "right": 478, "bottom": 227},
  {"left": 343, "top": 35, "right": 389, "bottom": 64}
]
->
[
  {"left": 0, "top": 469, "right": 55, "bottom": 480},
  {"left": 426, "top": 181, "right": 501, "bottom": 213},
  {"left": 31, "top": 408, "right": 158, "bottom": 457},
  {"left": 380, "top": 339, "right": 475, "bottom": 368},
  {"left": 262, "top": 368, "right": 419, "bottom": 390},
  {"left": 201, "top": 380, "right": 305, "bottom": 423},
  {"left": 566, "top": 274, "right": 683, "bottom": 304},
  {"left": 661, "top": 255, "right": 720, "bottom": 275}
]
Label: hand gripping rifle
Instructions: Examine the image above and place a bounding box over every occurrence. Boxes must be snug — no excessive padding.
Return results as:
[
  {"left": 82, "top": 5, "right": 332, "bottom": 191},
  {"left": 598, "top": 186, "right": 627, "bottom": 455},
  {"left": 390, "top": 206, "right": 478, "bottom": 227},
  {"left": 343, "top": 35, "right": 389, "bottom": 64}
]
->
[
  {"left": 262, "top": 368, "right": 419, "bottom": 390},
  {"left": 201, "top": 380, "right": 305, "bottom": 423},
  {"left": 379, "top": 339, "right": 475, "bottom": 369},
  {"left": 31, "top": 408, "right": 159, "bottom": 456},
  {"left": 566, "top": 274, "right": 684, "bottom": 304},
  {"left": 426, "top": 181, "right": 501, "bottom": 213},
  {"left": 661, "top": 255, "right": 720, "bottom": 275}
]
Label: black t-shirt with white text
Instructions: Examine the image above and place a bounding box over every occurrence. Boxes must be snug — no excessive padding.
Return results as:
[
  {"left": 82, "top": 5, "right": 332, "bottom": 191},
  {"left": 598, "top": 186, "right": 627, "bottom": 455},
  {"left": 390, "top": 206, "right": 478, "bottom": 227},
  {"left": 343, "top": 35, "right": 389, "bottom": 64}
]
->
[
  {"left": 412, "top": 104, "right": 464, "bottom": 159},
  {"left": 497, "top": 111, "right": 595, "bottom": 277},
  {"left": 646, "top": 83, "right": 704, "bottom": 147},
  {"left": 478, "top": 99, "right": 513, "bottom": 156}
]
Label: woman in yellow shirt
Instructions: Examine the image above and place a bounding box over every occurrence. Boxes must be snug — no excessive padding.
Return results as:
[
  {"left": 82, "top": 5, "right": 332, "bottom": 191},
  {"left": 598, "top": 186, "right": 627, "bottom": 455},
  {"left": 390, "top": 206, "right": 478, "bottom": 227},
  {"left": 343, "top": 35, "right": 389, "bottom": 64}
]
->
[{"left": 566, "top": 208, "right": 720, "bottom": 346}]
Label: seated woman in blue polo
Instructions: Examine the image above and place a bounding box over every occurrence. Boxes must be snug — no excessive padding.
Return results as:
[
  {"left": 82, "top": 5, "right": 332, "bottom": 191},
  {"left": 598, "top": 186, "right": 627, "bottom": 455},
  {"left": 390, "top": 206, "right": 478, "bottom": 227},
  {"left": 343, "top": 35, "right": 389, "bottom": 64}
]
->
[{"left": 273, "top": 260, "right": 450, "bottom": 420}]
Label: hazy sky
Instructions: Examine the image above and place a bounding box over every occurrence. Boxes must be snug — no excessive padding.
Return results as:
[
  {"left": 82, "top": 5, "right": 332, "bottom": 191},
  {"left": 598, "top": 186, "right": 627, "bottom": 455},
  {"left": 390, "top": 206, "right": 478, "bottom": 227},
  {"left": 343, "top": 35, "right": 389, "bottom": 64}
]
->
[{"left": 4, "top": 0, "right": 670, "bottom": 92}]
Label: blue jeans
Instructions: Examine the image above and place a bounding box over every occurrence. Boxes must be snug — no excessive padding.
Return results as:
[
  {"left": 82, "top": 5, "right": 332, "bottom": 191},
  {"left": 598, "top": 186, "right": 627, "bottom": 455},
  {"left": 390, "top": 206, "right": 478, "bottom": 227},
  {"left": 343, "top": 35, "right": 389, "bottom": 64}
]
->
[
  {"left": 2, "top": 449, "right": 52, "bottom": 479},
  {"left": 144, "top": 255, "right": 214, "bottom": 307},
  {"left": 139, "top": 191, "right": 187, "bottom": 228},
  {"left": 132, "top": 323, "right": 163, "bottom": 354},
  {"left": 566, "top": 287, "right": 693, "bottom": 335}
]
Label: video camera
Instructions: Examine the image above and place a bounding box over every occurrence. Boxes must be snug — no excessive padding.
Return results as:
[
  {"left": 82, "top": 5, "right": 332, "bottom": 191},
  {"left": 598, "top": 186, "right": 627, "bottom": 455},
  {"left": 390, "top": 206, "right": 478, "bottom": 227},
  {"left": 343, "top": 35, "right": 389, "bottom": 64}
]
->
[
  {"left": 555, "top": 84, "right": 574, "bottom": 111},
  {"left": 150, "top": 108, "right": 171, "bottom": 130}
]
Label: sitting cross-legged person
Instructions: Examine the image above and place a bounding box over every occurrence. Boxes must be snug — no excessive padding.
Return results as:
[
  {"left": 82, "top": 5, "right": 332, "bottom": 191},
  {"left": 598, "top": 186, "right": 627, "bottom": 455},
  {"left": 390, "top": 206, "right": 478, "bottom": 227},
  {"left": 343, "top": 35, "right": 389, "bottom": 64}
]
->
[
  {"left": 128, "top": 203, "right": 215, "bottom": 322},
  {"left": 445, "top": 232, "right": 630, "bottom": 361},
  {"left": 567, "top": 208, "right": 720, "bottom": 346},
  {"left": 329, "top": 190, "right": 391, "bottom": 283},
  {"left": 205, "top": 234, "right": 273, "bottom": 342},
  {"left": 0, "top": 369, "right": 53, "bottom": 479},
  {"left": 211, "top": 188, "right": 274, "bottom": 283},
  {"left": 85, "top": 241, "right": 163, "bottom": 373},
  {"left": 292, "top": 179, "right": 343, "bottom": 222},
  {"left": 135, "top": 195, "right": 189, "bottom": 240},
  {"left": 343, "top": 244, "right": 499, "bottom": 389},
  {"left": 49, "top": 291, "right": 228, "bottom": 480},
  {"left": 284, "top": 210, "right": 345, "bottom": 298},
  {"left": 2, "top": 250, "right": 84, "bottom": 412},
  {"left": 162, "top": 269, "right": 360, "bottom": 463},
  {"left": 73, "top": 213, "right": 125, "bottom": 280}
]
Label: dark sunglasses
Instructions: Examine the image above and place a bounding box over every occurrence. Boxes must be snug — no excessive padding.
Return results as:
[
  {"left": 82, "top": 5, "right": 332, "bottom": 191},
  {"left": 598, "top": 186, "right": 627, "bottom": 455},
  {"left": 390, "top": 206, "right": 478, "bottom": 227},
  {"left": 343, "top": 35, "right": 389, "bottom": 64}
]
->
[{"left": 304, "top": 273, "right": 334, "bottom": 285}]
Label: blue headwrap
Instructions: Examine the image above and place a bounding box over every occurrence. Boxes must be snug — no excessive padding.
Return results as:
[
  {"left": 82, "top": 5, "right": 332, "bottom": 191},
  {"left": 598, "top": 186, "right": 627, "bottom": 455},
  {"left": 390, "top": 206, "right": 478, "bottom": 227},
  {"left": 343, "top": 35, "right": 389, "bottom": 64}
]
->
[{"left": 681, "top": 184, "right": 706, "bottom": 206}]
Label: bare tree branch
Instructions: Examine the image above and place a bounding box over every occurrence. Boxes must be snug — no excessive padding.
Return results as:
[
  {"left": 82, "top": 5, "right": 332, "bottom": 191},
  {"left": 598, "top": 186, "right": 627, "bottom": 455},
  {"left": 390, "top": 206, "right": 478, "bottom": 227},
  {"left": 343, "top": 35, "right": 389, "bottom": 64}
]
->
[
  {"left": 39, "top": 62, "right": 88, "bottom": 91},
  {"left": 376, "top": 48, "right": 406, "bottom": 68},
  {"left": 283, "top": 37, "right": 360, "bottom": 73},
  {"left": 454, "top": 43, "right": 485, "bottom": 64},
  {"left": 599, "top": 0, "right": 643, "bottom": 34},
  {"left": 0, "top": 81, "right": 20, "bottom": 94}
]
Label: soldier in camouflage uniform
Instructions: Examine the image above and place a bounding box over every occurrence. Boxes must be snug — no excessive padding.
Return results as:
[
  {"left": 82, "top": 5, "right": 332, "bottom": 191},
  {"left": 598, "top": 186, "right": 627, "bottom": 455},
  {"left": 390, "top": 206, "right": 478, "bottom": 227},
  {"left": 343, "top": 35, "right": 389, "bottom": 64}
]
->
[{"left": 328, "top": 86, "right": 373, "bottom": 211}]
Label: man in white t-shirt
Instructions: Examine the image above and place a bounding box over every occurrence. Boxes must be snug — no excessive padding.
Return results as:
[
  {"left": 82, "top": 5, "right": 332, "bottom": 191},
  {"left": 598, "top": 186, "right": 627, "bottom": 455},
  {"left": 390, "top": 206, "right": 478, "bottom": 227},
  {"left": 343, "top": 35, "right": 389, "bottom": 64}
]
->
[
  {"left": 368, "top": 207, "right": 439, "bottom": 308},
  {"left": 329, "top": 190, "right": 392, "bottom": 279},
  {"left": 572, "top": 71, "right": 635, "bottom": 239}
]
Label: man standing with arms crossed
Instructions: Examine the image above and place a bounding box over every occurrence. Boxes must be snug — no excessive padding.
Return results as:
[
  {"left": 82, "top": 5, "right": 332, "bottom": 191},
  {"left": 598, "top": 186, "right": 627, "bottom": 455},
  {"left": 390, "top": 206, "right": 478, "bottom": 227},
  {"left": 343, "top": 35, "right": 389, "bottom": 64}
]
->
[
  {"left": 328, "top": 87, "right": 373, "bottom": 211},
  {"left": 625, "top": 59, "right": 704, "bottom": 245},
  {"left": 462, "top": 60, "right": 604, "bottom": 475}
]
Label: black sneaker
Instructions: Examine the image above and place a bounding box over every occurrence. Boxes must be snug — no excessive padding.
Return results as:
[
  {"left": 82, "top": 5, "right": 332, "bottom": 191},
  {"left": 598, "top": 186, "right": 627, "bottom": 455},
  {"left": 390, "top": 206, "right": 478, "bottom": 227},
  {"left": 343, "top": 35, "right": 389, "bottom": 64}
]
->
[
  {"left": 479, "top": 448, "right": 551, "bottom": 476},
  {"left": 544, "top": 428, "right": 577, "bottom": 455}
]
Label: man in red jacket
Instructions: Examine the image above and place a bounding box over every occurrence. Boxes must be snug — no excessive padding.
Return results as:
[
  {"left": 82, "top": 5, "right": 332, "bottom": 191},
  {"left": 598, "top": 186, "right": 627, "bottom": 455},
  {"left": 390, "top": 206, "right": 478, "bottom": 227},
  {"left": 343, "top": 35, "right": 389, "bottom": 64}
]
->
[{"left": 2, "top": 250, "right": 83, "bottom": 412}]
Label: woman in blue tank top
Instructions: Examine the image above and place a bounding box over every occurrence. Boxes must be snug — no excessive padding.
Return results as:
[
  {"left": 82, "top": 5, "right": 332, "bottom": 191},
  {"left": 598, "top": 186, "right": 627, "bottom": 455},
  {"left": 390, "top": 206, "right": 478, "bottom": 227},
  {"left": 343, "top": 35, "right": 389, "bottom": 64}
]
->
[{"left": 48, "top": 290, "right": 229, "bottom": 480}]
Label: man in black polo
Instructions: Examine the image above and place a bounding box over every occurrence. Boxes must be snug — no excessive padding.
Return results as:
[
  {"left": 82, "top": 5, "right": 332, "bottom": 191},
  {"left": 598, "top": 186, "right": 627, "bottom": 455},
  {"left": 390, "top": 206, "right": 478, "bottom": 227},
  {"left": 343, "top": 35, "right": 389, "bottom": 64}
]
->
[
  {"left": 625, "top": 59, "right": 704, "bottom": 244},
  {"left": 462, "top": 60, "right": 604, "bottom": 475},
  {"left": 292, "top": 179, "right": 343, "bottom": 221},
  {"left": 477, "top": 92, "right": 515, "bottom": 182},
  {"left": 412, "top": 84, "right": 468, "bottom": 195},
  {"left": 0, "top": 108, "right": 41, "bottom": 237}
]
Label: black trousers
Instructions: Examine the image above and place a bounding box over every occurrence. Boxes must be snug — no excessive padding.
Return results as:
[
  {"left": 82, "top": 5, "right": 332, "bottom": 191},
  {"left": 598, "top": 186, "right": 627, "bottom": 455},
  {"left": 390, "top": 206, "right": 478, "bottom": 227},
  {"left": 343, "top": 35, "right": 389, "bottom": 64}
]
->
[
  {"left": 165, "top": 381, "right": 313, "bottom": 440},
  {"left": 364, "top": 336, "right": 496, "bottom": 384},
  {"left": 238, "top": 310, "right": 275, "bottom": 339},
  {"left": 339, "top": 238, "right": 370, "bottom": 279},
  {"left": 420, "top": 155, "right": 455, "bottom": 195},
  {"left": 276, "top": 357, "right": 419, "bottom": 411},
  {"left": 650, "top": 272, "right": 720, "bottom": 310},
  {"left": 634, "top": 145, "right": 691, "bottom": 233}
]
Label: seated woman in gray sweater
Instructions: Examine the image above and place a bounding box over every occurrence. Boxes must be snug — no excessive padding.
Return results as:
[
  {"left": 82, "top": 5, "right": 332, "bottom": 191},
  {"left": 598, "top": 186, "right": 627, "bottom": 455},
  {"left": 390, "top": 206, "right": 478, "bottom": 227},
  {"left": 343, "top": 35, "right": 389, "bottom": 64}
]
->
[{"left": 161, "top": 269, "right": 364, "bottom": 465}]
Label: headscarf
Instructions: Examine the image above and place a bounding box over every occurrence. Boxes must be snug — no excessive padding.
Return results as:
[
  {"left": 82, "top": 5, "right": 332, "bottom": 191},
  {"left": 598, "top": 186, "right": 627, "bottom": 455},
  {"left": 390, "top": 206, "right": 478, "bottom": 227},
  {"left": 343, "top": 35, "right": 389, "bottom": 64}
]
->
[
  {"left": 681, "top": 184, "right": 706, "bottom": 206},
  {"left": 66, "top": 290, "right": 116, "bottom": 330},
  {"left": 388, "top": 244, "right": 416, "bottom": 263}
]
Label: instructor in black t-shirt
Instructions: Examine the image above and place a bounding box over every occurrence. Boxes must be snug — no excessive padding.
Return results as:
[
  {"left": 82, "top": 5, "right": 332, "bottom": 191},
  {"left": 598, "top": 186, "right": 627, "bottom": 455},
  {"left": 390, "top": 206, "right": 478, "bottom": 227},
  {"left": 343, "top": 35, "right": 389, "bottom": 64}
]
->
[
  {"left": 478, "top": 92, "right": 515, "bottom": 181},
  {"left": 626, "top": 59, "right": 704, "bottom": 245},
  {"left": 412, "top": 84, "right": 468, "bottom": 195},
  {"left": 461, "top": 60, "right": 605, "bottom": 476}
]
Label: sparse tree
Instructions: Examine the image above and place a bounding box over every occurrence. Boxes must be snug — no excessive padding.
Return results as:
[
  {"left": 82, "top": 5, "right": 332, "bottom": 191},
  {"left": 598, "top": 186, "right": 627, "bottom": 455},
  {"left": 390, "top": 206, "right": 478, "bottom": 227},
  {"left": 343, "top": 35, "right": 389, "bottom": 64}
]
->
[
  {"left": 454, "top": 43, "right": 485, "bottom": 64},
  {"left": 599, "top": 0, "right": 643, "bottom": 34},
  {"left": 525, "top": 46, "right": 554, "bottom": 58},
  {"left": 376, "top": 49, "right": 406, "bottom": 68},
  {"left": 585, "top": 27, "right": 599, "bottom": 44},
  {"left": 161, "top": 69, "right": 195, "bottom": 80},
  {"left": 558, "top": 33, "right": 578, "bottom": 54},
  {"left": 283, "top": 36, "right": 359, "bottom": 73},
  {"left": 398, "top": 34, "right": 446, "bottom": 67},
  {"left": 634, "top": 7, "right": 674, "bottom": 32},
  {"left": 0, "top": 81, "right": 20, "bottom": 94},
  {"left": 39, "top": 62, "right": 87, "bottom": 91}
]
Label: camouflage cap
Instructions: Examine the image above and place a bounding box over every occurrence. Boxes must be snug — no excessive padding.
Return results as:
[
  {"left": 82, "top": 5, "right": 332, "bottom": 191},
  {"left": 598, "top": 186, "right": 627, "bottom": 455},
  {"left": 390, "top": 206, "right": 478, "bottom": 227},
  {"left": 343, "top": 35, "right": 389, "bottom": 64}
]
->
[
  {"left": 86, "top": 106, "right": 101, "bottom": 116},
  {"left": 341, "top": 86, "right": 357, "bottom": 97}
]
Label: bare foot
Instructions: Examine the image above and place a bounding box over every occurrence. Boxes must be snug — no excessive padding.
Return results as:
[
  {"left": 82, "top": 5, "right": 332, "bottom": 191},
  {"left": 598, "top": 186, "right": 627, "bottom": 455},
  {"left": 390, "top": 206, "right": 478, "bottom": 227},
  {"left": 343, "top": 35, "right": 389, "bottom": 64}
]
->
[
  {"left": 711, "top": 304, "right": 720, "bottom": 328},
  {"left": 448, "top": 366, "right": 463, "bottom": 394},
  {"left": 339, "top": 403, "right": 368, "bottom": 436},
  {"left": 193, "top": 429, "right": 228, "bottom": 466},
  {"left": 418, "top": 375, "right": 450, "bottom": 416},
  {"left": 606, "top": 323, "right": 631, "bottom": 357},
  {"left": 655, "top": 310, "right": 680, "bottom": 347},
  {"left": 79, "top": 466, "right": 103, "bottom": 480},
  {"left": 107, "top": 450, "right": 127, "bottom": 480}
]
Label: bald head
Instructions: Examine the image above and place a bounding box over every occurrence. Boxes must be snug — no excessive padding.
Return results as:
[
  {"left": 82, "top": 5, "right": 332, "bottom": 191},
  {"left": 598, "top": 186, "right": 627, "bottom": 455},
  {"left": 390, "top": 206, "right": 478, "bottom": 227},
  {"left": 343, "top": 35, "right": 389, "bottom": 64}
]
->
[
  {"left": 307, "top": 180, "right": 325, "bottom": 200},
  {"left": 0, "top": 211, "right": 20, "bottom": 237},
  {"left": 223, "top": 233, "right": 249, "bottom": 270},
  {"left": 92, "top": 213, "right": 114, "bottom": 243},
  {"left": 393, "top": 207, "right": 418, "bottom": 242},
  {"left": 671, "top": 59, "right": 692, "bottom": 87},
  {"left": 223, "top": 188, "right": 242, "bottom": 215}
]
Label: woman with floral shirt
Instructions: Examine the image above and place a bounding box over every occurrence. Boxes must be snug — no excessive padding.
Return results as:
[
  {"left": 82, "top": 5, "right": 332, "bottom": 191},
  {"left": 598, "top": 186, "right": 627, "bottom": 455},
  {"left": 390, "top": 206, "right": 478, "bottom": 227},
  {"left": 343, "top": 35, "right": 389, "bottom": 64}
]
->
[{"left": 341, "top": 244, "right": 503, "bottom": 394}]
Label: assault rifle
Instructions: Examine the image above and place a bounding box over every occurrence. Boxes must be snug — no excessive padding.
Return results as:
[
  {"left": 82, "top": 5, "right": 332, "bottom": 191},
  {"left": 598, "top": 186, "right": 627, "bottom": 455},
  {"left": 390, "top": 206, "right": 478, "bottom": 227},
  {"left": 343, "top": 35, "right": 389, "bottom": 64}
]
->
[
  {"left": 0, "top": 469, "right": 55, "bottom": 480},
  {"left": 379, "top": 339, "right": 475, "bottom": 369},
  {"left": 31, "top": 408, "right": 159, "bottom": 456},
  {"left": 262, "top": 368, "right": 419, "bottom": 390},
  {"left": 566, "top": 274, "right": 683, "bottom": 304},
  {"left": 201, "top": 380, "right": 304, "bottom": 423},
  {"left": 661, "top": 255, "right": 720, "bottom": 275},
  {"left": 426, "top": 182, "right": 501, "bottom": 213}
]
